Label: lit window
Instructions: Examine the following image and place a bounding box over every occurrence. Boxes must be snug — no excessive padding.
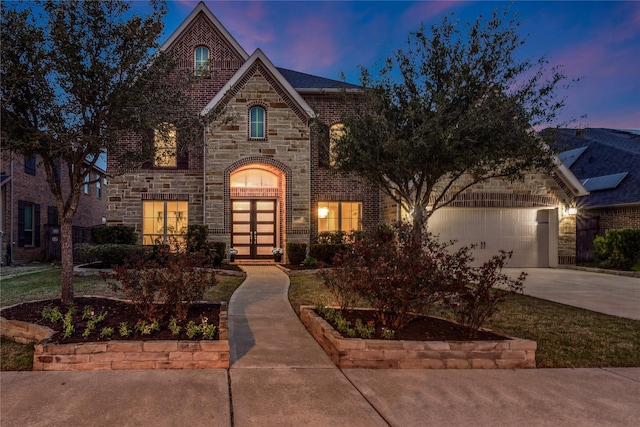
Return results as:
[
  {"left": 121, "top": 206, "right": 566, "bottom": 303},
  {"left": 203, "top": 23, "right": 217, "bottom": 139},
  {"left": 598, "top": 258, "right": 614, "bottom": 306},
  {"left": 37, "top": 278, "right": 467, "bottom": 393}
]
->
[
  {"left": 317, "top": 201, "right": 362, "bottom": 232},
  {"left": 249, "top": 106, "right": 265, "bottom": 139},
  {"left": 154, "top": 123, "right": 177, "bottom": 167},
  {"left": 142, "top": 200, "right": 188, "bottom": 249},
  {"left": 329, "top": 123, "right": 344, "bottom": 167},
  {"left": 230, "top": 169, "right": 278, "bottom": 188},
  {"left": 194, "top": 46, "right": 209, "bottom": 76}
]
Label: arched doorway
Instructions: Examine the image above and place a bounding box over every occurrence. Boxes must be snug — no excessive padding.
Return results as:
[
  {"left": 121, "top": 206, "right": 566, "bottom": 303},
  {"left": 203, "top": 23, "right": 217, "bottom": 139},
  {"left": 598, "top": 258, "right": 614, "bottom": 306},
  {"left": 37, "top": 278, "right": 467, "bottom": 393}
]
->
[{"left": 229, "top": 166, "right": 283, "bottom": 259}]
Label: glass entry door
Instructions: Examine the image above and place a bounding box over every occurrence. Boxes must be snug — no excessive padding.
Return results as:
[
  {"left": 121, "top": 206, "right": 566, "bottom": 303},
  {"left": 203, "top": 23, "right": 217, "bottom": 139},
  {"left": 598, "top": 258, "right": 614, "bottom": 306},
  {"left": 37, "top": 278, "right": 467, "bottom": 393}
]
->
[{"left": 231, "top": 200, "right": 277, "bottom": 259}]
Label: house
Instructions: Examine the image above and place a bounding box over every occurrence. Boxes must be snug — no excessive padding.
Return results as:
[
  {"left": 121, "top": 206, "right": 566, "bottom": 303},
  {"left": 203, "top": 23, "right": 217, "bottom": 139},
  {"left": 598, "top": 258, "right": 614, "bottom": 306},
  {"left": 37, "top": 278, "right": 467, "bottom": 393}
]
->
[
  {"left": 0, "top": 151, "right": 107, "bottom": 265},
  {"left": 554, "top": 128, "right": 640, "bottom": 262},
  {"left": 106, "top": 2, "right": 586, "bottom": 267}
]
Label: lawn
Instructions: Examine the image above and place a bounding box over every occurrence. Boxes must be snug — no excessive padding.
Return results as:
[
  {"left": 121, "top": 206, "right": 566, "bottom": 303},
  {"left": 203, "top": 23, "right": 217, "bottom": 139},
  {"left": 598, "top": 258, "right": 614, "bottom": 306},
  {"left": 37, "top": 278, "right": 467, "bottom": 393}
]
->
[
  {"left": 288, "top": 274, "right": 640, "bottom": 368},
  {"left": 0, "top": 266, "right": 246, "bottom": 370}
]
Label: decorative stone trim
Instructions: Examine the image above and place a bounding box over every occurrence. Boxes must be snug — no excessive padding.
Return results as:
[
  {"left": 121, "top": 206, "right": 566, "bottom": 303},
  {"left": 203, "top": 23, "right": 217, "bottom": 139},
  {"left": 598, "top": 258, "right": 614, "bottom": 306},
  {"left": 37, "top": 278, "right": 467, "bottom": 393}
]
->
[
  {"left": 300, "top": 306, "right": 536, "bottom": 369},
  {"left": 0, "top": 304, "right": 229, "bottom": 371}
]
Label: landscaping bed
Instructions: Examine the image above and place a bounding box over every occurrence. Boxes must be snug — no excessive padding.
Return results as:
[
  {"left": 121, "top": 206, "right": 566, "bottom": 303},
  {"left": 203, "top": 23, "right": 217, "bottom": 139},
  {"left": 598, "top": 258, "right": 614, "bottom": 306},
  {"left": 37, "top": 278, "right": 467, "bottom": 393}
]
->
[
  {"left": 300, "top": 306, "right": 536, "bottom": 369},
  {"left": 0, "top": 297, "right": 229, "bottom": 370}
]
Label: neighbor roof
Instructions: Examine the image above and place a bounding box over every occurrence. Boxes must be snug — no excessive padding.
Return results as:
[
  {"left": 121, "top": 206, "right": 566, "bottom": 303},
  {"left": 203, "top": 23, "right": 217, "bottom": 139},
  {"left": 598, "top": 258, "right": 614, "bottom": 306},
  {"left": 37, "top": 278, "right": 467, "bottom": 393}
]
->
[{"left": 551, "top": 128, "right": 640, "bottom": 208}]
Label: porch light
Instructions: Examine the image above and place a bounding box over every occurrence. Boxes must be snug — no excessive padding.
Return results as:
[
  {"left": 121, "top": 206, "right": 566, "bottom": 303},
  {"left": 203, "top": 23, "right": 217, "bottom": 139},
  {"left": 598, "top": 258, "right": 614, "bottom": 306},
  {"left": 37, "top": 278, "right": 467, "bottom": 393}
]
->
[
  {"left": 564, "top": 206, "right": 578, "bottom": 216},
  {"left": 318, "top": 207, "right": 329, "bottom": 219}
]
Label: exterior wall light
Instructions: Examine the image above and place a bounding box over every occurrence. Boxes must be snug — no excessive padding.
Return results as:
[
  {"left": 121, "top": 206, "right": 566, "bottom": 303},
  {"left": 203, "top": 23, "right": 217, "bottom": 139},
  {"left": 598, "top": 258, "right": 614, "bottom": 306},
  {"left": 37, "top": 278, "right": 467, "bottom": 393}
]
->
[{"left": 566, "top": 206, "right": 578, "bottom": 216}]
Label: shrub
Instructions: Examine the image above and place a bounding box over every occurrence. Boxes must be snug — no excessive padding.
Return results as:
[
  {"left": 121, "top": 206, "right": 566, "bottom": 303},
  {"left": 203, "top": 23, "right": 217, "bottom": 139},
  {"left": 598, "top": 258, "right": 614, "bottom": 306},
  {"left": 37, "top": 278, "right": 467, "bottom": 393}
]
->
[
  {"left": 103, "top": 247, "right": 217, "bottom": 321},
  {"left": 186, "top": 225, "right": 209, "bottom": 252},
  {"left": 593, "top": 229, "right": 640, "bottom": 270},
  {"left": 309, "top": 243, "right": 347, "bottom": 265},
  {"left": 447, "top": 251, "right": 526, "bottom": 338},
  {"left": 91, "top": 226, "right": 137, "bottom": 245},
  {"left": 76, "top": 244, "right": 147, "bottom": 267},
  {"left": 322, "top": 222, "right": 526, "bottom": 336},
  {"left": 212, "top": 242, "right": 226, "bottom": 266},
  {"left": 286, "top": 242, "right": 307, "bottom": 265}
]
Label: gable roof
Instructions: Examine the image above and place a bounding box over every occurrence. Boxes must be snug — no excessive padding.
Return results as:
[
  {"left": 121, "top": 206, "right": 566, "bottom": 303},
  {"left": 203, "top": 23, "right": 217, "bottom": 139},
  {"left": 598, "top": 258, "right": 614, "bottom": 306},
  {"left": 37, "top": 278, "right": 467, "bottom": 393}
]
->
[
  {"left": 201, "top": 49, "right": 316, "bottom": 120},
  {"left": 552, "top": 128, "right": 640, "bottom": 208},
  {"left": 160, "top": 1, "right": 249, "bottom": 60}
]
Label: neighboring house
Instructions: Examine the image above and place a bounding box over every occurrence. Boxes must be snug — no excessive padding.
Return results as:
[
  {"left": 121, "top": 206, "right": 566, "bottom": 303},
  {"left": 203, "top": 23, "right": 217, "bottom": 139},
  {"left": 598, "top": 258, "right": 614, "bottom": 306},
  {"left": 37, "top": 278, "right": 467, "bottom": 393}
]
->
[
  {"left": 107, "top": 2, "right": 586, "bottom": 267},
  {"left": 0, "top": 150, "right": 107, "bottom": 265},
  {"left": 554, "top": 128, "right": 640, "bottom": 263}
]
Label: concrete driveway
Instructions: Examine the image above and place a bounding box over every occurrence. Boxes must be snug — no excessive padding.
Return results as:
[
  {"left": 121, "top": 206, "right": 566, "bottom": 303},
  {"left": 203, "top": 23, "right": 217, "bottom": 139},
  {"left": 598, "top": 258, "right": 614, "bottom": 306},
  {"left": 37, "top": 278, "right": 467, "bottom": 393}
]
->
[{"left": 504, "top": 268, "right": 640, "bottom": 320}]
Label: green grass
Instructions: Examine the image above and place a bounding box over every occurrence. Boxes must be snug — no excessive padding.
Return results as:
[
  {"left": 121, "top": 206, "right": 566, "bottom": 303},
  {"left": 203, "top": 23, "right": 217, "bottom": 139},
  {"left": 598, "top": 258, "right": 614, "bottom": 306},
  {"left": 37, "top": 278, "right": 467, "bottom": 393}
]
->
[
  {"left": 288, "top": 274, "right": 640, "bottom": 368},
  {"left": 0, "top": 268, "right": 246, "bottom": 370}
]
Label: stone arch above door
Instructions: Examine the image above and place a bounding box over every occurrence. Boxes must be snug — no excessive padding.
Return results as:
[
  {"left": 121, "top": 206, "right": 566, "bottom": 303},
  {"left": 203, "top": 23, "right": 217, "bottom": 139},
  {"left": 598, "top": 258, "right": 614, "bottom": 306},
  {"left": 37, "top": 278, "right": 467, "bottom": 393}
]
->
[{"left": 224, "top": 157, "right": 292, "bottom": 235}]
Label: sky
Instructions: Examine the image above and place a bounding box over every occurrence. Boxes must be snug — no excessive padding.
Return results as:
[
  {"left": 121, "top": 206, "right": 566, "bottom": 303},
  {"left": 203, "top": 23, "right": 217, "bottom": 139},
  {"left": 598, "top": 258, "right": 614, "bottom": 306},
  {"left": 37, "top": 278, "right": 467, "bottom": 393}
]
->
[{"left": 139, "top": 0, "right": 639, "bottom": 130}]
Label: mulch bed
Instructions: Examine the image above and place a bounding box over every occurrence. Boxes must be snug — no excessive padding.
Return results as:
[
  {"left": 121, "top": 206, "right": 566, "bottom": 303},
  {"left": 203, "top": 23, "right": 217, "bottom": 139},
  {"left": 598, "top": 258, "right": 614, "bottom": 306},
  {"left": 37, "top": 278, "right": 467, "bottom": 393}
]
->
[
  {"left": 322, "top": 309, "right": 509, "bottom": 341},
  {"left": 1, "top": 297, "right": 221, "bottom": 344}
]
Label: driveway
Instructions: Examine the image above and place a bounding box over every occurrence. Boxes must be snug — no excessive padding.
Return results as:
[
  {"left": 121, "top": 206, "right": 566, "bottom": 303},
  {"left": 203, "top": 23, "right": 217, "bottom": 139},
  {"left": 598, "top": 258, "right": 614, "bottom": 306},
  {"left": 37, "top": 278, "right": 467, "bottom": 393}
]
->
[{"left": 504, "top": 268, "right": 640, "bottom": 320}]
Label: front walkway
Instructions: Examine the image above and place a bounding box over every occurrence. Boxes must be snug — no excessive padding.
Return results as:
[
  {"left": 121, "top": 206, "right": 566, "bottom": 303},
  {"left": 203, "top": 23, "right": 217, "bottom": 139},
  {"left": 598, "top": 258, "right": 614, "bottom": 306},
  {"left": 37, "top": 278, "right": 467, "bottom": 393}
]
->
[{"left": 227, "top": 266, "right": 387, "bottom": 426}]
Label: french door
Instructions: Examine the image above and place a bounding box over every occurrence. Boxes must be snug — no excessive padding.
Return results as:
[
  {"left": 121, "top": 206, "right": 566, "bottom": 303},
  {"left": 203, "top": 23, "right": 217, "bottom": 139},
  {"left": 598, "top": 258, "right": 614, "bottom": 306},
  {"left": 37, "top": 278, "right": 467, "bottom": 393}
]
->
[{"left": 231, "top": 199, "right": 277, "bottom": 259}]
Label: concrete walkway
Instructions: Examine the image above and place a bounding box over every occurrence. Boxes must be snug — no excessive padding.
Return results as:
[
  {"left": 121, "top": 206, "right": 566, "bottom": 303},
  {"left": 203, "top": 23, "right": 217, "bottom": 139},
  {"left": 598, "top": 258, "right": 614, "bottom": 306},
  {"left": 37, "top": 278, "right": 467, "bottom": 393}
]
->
[{"left": 1, "top": 266, "right": 640, "bottom": 426}]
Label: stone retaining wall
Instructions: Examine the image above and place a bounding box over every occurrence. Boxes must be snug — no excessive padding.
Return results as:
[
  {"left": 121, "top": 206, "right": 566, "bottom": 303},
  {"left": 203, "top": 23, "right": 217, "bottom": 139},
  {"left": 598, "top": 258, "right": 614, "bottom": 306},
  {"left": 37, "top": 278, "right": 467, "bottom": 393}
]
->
[
  {"left": 0, "top": 304, "right": 229, "bottom": 371},
  {"left": 300, "top": 306, "right": 536, "bottom": 369}
]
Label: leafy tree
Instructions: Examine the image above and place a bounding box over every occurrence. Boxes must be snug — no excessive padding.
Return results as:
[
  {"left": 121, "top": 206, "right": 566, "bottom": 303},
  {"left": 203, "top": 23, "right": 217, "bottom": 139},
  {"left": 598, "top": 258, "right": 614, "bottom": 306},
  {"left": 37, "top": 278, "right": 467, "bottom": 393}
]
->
[
  {"left": 333, "top": 7, "right": 575, "bottom": 234},
  {"left": 1, "top": 0, "right": 204, "bottom": 303}
]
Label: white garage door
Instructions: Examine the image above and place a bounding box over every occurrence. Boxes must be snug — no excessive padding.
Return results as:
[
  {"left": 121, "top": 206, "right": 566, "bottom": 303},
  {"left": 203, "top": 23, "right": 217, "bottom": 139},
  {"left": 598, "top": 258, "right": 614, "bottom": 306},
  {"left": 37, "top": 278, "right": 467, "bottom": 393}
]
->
[{"left": 427, "top": 208, "right": 553, "bottom": 268}]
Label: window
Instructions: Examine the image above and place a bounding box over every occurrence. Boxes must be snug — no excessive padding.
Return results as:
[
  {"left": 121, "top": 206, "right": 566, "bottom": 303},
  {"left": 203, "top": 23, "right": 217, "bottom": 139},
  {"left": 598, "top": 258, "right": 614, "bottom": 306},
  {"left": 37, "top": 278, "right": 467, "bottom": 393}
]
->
[
  {"left": 194, "top": 46, "right": 209, "bottom": 76},
  {"left": 142, "top": 200, "right": 188, "bottom": 248},
  {"left": 249, "top": 106, "right": 265, "bottom": 139},
  {"left": 329, "top": 124, "right": 344, "bottom": 167},
  {"left": 83, "top": 173, "right": 90, "bottom": 194},
  {"left": 18, "top": 201, "right": 40, "bottom": 247},
  {"left": 154, "top": 123, "right": 177, "bottom": 167},
  {"left": 96, "top": 173, "right": 102, "bottom": 198},
  {"left": 317, "top": 201, "right": 362, "bottom": 232},
  {"left": 24, "top": 156, "right": 36, "bottom": 175}
]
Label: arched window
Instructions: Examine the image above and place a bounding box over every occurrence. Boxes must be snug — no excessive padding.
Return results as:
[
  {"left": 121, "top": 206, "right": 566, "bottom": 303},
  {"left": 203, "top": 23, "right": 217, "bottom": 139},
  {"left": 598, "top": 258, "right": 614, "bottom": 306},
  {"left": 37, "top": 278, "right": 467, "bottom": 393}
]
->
[
  {"left": 329, "top": 123, "right": 344, "bottom": 167},
  {"left": 194, "top": 46, "right": 209, "bottom": 76},
  {"left": 249, "top": 106, "right": 265, "bottom": 139},
  {"left": 230, "top": 169, "right": 278, "bottom": 188}
]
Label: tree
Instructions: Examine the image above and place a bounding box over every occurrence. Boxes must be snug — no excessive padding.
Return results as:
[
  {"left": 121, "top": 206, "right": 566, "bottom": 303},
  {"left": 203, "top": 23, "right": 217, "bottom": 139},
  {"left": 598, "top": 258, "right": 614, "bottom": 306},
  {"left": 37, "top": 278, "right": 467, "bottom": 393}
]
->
[
  {"left": 333, "top": 7, "right": 575, "bottom": 234},
  {"left": 1, "top": 0, "right": 203, "bottom": 303}
]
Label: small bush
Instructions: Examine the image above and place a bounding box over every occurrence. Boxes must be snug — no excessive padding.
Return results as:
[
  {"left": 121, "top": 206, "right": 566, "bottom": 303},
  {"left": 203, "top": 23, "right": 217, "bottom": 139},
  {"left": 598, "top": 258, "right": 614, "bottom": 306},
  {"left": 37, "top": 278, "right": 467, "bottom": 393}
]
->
[
  {"left": 91, "top": 226, "right": 137, "bottom": 245},
  {"left": 103, "top": 247, "right": 217, "bottom": 321},
  {"left": 186, "top": 225, "right": 209, "bottom": 252},
  {"left": 593, "top": 228, "right": 640, "bottom": 270},
  {"left": 212, "top": 242, "right": 226, "bottom": 266},
  {"left": 309, "top": 243, "right": 347, "bottom": 265},
  {"left": 286, "top": 242, "right": 307, "bottom": 265},
  {"left": 75, "top": 244, "right": 147, "bottom": 267}
]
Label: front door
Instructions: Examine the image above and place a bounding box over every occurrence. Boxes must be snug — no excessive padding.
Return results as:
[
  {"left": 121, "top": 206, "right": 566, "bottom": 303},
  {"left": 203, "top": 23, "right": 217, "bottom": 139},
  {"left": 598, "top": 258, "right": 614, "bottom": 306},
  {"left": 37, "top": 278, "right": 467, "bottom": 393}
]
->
[{"left": 231, "top": 200, "right": 277, "bottom": 259}]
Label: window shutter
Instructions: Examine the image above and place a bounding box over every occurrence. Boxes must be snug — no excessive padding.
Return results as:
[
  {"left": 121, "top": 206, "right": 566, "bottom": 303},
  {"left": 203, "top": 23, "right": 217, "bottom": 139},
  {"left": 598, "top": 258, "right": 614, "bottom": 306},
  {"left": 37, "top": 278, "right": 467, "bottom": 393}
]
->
[
  {"left": 18, "top": 201, "right": 26, "bottom": 247},
  {"left": 176, "top": 130, "right": 189, "bottom": 169},
  {"left": 142, "top": 129, "right": 154, "bottom": 168},
  {"left": 316, "top": 122, "right": 330, "bottom": 167},
  {"left": 34, "top": 204, "right": 41, "bottom": 247}
]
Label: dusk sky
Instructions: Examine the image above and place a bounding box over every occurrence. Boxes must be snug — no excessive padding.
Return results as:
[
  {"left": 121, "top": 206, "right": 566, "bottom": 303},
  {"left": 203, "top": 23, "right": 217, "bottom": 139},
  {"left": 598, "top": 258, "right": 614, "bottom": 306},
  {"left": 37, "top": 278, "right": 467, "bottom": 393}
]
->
[{"left": 142, "top": 1, "right": 639, "bottom": 130}]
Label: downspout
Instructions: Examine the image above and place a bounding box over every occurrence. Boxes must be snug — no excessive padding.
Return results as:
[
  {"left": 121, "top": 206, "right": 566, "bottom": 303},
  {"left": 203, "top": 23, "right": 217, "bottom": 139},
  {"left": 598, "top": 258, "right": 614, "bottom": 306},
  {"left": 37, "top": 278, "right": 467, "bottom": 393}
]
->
[
  {"left": 202, "top": 124, "right": 206, "bottom": 224},
  {"left": 10, "top": 157, "right": 14, "bottom": 264}
]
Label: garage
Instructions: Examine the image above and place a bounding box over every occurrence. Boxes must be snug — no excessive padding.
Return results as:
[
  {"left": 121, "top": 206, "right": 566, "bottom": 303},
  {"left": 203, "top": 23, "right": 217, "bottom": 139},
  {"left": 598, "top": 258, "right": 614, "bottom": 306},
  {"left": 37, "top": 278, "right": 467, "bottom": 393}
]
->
[{"left": 426, "top": 208, "right": 558, "bottom": 268}]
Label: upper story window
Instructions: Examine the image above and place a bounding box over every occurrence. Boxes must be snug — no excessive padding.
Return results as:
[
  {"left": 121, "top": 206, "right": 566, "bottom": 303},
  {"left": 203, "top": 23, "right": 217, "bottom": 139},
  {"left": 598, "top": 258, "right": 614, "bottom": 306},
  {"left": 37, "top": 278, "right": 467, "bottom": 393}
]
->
[
  {"left": 96, "top": 173, "right": 102, "bottom": 198},
  {"left": 24, "top": 156, "right": 36, "bottom": 175},
  {"left": 329, "top": 123, "right": 344, "bottom": 167},
  {"left": 249, "top": 106, "right": 265, "bottom": 139},
  {"left": 83, "top": 173, "right": 90, "bottom": 194},
  {"left": 194, "top": 46, "right": 209, "bottom": 76},
  {"left": 154, "top": 123, "right": 177, "bottom": 167}
]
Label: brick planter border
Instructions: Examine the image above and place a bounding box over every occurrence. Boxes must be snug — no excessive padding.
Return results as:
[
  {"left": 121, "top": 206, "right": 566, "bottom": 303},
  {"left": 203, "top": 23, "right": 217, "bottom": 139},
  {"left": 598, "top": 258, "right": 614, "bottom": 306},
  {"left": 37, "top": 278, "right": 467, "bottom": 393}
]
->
[
  {"left": 0, "top": 302, "right": 229, "bottom": 371},
  {"left": 300, "top": 306, "right": 536, "bottom": 369}
]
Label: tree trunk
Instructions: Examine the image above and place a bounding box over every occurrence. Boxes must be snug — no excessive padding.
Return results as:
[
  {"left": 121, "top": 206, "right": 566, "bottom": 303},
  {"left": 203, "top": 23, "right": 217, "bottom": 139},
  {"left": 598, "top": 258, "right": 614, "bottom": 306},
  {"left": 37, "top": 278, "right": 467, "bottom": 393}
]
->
[
  {"left": 411, "top": 205, "right": 427, "bottom": 240},
  {"left": 60, "top": 218, "right": 74, "bottom": 304}
]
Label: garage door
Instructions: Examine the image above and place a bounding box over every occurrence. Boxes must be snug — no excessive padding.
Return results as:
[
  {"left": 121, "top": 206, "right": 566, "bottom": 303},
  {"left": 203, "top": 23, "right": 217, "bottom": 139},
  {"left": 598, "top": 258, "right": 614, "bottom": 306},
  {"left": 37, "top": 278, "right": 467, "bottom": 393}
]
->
[{"left": 426, "top": 208, "right": 553, "bottom": 268}]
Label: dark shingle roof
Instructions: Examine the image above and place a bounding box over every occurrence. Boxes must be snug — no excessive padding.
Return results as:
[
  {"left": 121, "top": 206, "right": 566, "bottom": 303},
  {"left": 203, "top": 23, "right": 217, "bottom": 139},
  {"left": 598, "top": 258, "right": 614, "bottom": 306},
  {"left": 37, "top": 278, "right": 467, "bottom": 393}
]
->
[
  {"left": 277, "top": 67, "right": 360, "bottom": 91},
  {"left": 550, "top": 128, "right": 640, "bottom": 208}
]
